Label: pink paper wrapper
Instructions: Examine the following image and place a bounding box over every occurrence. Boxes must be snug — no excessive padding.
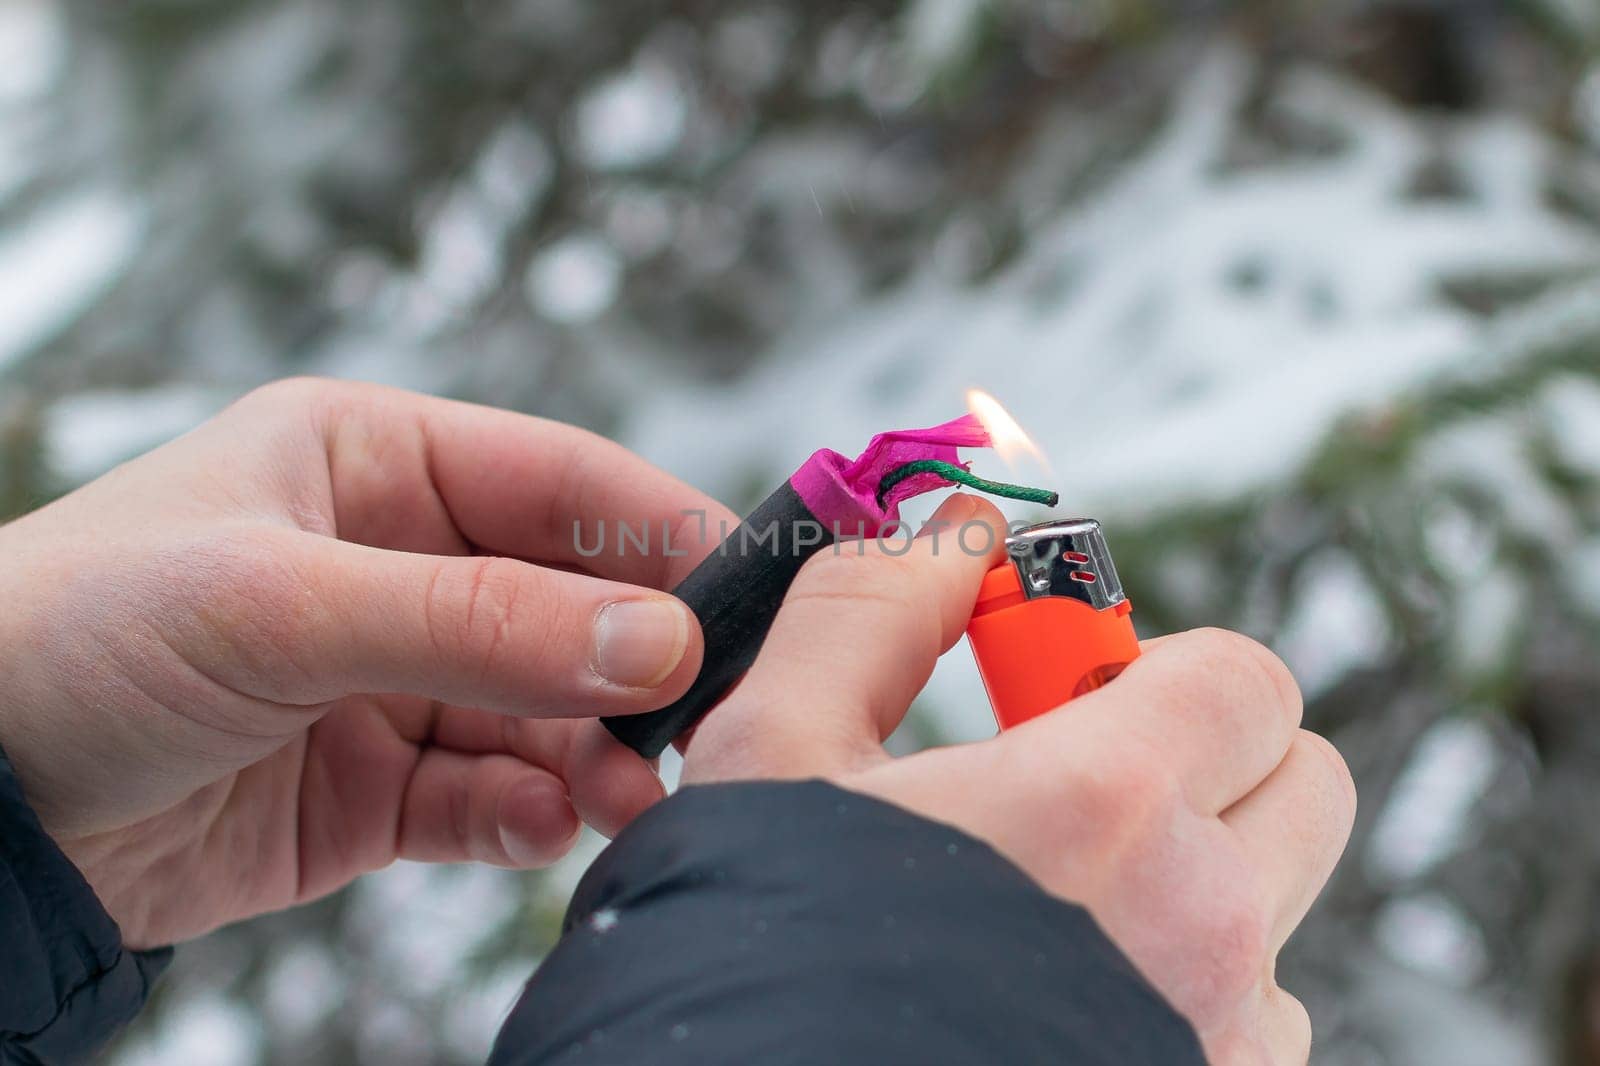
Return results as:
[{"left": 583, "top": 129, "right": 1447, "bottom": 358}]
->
[{"left": 789, "top": 414, "right": 992, "bottom": 535}]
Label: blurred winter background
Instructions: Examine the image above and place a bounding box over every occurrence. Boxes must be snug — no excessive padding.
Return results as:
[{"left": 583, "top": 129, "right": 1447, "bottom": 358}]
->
[{"left": 6, "top": 0, "right": 1600, "bottom": 1062}]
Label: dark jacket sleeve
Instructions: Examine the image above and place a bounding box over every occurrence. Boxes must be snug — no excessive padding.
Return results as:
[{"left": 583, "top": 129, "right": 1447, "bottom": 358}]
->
[
  {"left": 489, "top": 780, "right": 1202, "bottom": 1065},
  {"left": 0, "top": 746, "right": 172, "bottom": 1065}
]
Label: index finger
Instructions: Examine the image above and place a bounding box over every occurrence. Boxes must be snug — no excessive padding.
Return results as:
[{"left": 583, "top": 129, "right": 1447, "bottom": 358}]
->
[
  {"left": 1016, "top": 627, "right": 1304, "bottom": 815},
  {"left": 281, "top": 379, "right": 739, "bottom": 588}
]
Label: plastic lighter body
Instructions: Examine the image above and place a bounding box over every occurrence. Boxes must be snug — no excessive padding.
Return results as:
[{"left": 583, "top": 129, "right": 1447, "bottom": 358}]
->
[{"left": 967, "top": 519, "right": 1141, "bottom": 730}]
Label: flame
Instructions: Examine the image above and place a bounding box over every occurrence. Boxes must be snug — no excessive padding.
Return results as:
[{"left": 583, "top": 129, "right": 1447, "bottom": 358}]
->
[{"left": 965, "top": 388, "right": 1051, "bottom": 475}]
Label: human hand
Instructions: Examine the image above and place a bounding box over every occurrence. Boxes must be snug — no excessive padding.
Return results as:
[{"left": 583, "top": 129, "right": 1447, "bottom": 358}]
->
[
  {"left": 0, "top": 378, "right": 735, "bottom": 948},
  {"left": 682, "top": 493, "right": 1355, "bottom": 1065}
]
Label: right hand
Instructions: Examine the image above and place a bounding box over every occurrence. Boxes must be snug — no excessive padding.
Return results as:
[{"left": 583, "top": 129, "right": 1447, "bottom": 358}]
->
[{"left": 682, "top": 493, "right": 1355, "bottom": 1065}]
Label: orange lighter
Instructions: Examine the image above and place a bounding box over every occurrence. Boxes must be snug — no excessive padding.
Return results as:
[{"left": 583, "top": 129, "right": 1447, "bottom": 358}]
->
[{"left": 967, "top": 519, "right": 1141, "bottom": 730}]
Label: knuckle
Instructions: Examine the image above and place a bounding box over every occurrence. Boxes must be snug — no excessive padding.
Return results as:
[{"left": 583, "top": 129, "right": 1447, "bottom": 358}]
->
[
  {"left": 447, "top": 774, "right": 475, "bottom": 857},
  {"left": 429, "top": 556, "right": 529, "bottom": 678},
  {"left": 1278, "top": 991, "right": 1313, "bottom": 1065},
  {"left": 1207, "top": 1032, "right": 1276, "bottom": 1066},
  {"left": 1182, "top": 886, "right": 1273, "bottom": 1020},
  {"left": 1209, "top": 890, "right": 1272, "bottom": 984},
  {"left": 230, "top": 377, "right": 361, "bottom": 445},
  {"left": 239, "top": 375, "right": 338, "bottom": 412},
  {"left": 1295, "top": 730, "right": 1358, "bottom": 829},
  {"left": 1190, "top": 627, "right": 1303, "bottom": 727},
  {"left": 681, "top": 708, "right": 793, "bottom": 783},
  {"left": 1058, "top": 738, "right": 1184, "bottom": 856},
  {"left": 793, "top": 548, "right": 919, "bottom": 608},
  {"left": 163, "top": 531, "right": 328, "bottom": 701}
]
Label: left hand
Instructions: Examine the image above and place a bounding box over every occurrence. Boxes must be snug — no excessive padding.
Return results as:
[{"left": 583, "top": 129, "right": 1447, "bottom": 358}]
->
[{"left": 0, "top": 378, "right": 734, "bottom": 948}]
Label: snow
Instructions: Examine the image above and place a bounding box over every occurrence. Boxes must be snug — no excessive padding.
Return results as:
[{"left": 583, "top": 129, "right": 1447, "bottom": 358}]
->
[
  {"left": 0, "top": 191, "right": 144, "bottom": 373},
  {"left": 575, "top": 63, "right": 687, "bottom": 171},
  {"left": 262, "top": 945, "right": 344, "bottom": 1037},
  {"left": 475, "top": 122, "right": 554, "bottom": 224},
  {"left": 1348, "top": 951, "right": 1538, "bottom": 1066},
  {"left": 1367, "top": 718, "right": 1499, "bottom": 883},
  {"left": 416, "top": 188, "right": 506, "bottom": 319},
  {"left": 0, "top": 0, "right": 63, "bottom": 103},
  {"left": 619, "top": 53, "right": 1600, "bottom": 732},
  {"left": 1564, "top": 538, "right": 1600, "bottom": 618},
  {"left": 1374, "top": 892, "right": 1489, "bottom": 983},
  {"left": 115, "top": 996, "right": 260, "bottom": 1066},
  {"left": 524, "top": 233, "right": 623, "bottom": 323},
  {"left": 415, "top": 121, "right": 553, "bottom": 323},
  {"left": 1273, "top": 552, "right": 1394, "bottom": 698},
  {"left": 1422, "top": 498, "right": 1497, "bottom": 584},
  {"left": 440, "top": 962, "right": 534, "bottom": 1060},
  {"left": 351, "top": 861, "right": 521, "bottom": 999},
  {"left": 1450, "top": 565, "right": 1525, "bottom": 678},
  {"left": 624, "top": 53, "right": 1598, "bottom": 528},
  {"left": 1417, "top": 417, "right": 1576, "bottom": 549},
  {"left": 1540, "top": 0, "right": 1600, "bottom": 38},
  {"left": 43, "top": 385, "right": 226, "bottom": 483},
  {"left": 900, "top": 0, "right": 987, "bottom": 82},
  {"left": 1539, "top": 373, "right": 1600, "bottom": 473}
]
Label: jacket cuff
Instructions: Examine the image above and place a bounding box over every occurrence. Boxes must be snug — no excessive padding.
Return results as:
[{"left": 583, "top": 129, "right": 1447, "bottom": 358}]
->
[
  {"left": 492, "top": 779, "right": 1202, "bottom": 1065},
  {"left": 0, "top": 744, "right": 171, "bottom": 1063}
]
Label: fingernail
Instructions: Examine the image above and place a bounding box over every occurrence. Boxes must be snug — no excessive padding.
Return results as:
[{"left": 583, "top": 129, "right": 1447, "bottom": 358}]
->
[
  {"left": 499, "top": 777, "right": 579, "bottom": 866},
  {"left": 593, "top": 599, "right": 690, "bottom": 689}
]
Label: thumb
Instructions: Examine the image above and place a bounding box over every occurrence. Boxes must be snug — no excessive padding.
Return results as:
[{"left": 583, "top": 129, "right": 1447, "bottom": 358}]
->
[
  {"left": 683, "top": 493, "right": 1007, "bottom": 782},
  {"left": 257, "top": 534, "right": 704, "bottom": 716}
]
